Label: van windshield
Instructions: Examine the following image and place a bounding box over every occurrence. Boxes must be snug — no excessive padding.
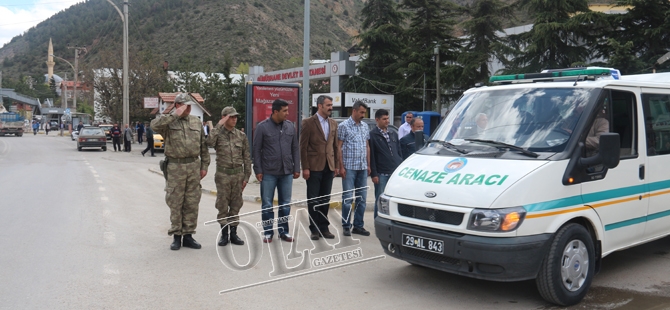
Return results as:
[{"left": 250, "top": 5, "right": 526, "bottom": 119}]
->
[{"left": 432, "top": 87, "right": 598, "bottom": 153}]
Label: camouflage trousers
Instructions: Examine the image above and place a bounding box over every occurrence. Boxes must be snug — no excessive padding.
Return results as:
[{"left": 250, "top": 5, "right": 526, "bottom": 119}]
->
[
  {"left": 215, "top": 170, "right": 245, "bottom": 227},
  {"left": 165, "top": 161, "right": 202, "bottom": 236}
]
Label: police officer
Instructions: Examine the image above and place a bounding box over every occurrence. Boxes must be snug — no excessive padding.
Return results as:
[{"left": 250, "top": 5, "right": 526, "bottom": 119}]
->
[
  {"left": 151, "top": 93, "right": 211, "bottom": 251},
  {"left": 206, "top": 106, "right": 251, "bottom": 246}
]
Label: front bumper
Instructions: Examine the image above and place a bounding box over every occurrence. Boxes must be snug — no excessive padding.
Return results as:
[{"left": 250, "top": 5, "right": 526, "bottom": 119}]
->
[
  {"left": 375, "top": 216, "right": 552, "bottom": 282},
  {"left": 78, "top": 141, "right": 106, "bottom": 148}
]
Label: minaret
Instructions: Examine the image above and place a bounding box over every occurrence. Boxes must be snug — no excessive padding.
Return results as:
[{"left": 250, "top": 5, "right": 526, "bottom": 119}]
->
[{"left": 46, "top": 38, "right": 55, "bottom": 82}]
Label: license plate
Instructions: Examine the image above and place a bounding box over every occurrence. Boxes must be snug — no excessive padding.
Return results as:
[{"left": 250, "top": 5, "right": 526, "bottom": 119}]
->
[{"left": 402, "top": 233, "right": 444, "bottom": 254}]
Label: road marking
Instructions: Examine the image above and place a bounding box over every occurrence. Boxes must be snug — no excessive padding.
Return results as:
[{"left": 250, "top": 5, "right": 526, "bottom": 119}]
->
[
  {"left": 99, "top": 187, "right": 106, "bottom": 191},
  {"left": 101, "top": 196, "right": 108, "bottom": 201},
  {"left": 90, "top": 170, "right": 97, "bottom": 174},
  {"left": 94, "top": 174, "right": 99, "bottom": 178},
  {"left": 103, "top": 209, "right": 111, "bottom": 217},
  {"left": 96, "top": 180, "right": 102, "bottom": 184},
  {"left": 103, "top": 264, "right": 119, "bottom": 286},
  {"left": 103, "top": 231, "right": 116, "bottom": 245}
]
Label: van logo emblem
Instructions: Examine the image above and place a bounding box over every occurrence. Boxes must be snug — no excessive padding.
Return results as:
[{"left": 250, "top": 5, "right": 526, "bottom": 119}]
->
[
  {"left": 425, "top": 191, "right": 437, "bottom": 198},
  {"left": 445, "top": 158, "right": 467, "bottom": 173}
]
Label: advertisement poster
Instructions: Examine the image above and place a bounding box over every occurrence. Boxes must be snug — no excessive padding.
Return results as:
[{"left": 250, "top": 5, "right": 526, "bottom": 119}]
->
[{"left": 250, "top": 84, "right": 300, "bottom": 132}]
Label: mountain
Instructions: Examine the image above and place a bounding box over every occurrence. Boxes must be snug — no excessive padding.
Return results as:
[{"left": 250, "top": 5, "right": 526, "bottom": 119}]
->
[{"left": 0, "top": 0, "right": 365, "bottom": 80}]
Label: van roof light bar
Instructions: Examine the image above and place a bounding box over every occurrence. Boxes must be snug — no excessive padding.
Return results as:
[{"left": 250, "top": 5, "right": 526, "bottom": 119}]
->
[{"left": 489, "top": 67, "right": 621, "bottom": 84}]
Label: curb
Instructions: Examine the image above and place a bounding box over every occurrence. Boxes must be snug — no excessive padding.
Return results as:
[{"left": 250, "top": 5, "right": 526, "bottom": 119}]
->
[{"left": 148, "top": 168, "right": 349, "bottom": 209}]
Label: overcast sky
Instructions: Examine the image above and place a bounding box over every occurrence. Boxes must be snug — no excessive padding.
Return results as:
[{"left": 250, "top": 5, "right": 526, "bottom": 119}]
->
[{"left": 0, "top": 0, "right": 86, "bottom": 47}]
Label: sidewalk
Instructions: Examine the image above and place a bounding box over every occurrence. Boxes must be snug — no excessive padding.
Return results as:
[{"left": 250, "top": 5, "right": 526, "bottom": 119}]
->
[{"left": 148, "top": 148, "right": 378, "bottom": 211}]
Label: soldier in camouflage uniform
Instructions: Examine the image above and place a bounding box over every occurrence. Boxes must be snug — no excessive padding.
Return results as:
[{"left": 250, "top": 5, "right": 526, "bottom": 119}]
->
[
  {"left": 206, "top": 106, "right": 251, "bottom": 246},
  {"left": 151, "top": 93, "right": 211, "bottom": 251}
]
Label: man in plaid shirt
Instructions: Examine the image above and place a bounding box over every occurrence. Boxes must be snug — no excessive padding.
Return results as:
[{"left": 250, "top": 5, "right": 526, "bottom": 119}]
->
[{"left": 337, "top": 101, "right": 371, "bottom": 236}]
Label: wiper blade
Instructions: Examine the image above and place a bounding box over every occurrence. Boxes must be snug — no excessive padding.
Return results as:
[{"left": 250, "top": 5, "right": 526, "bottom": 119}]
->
[
  {"left": 426, "top": 139, "right": 468, "bottom": 154},
  {"left": 464, "top": 139, "right": 539, "bottom": 158}
]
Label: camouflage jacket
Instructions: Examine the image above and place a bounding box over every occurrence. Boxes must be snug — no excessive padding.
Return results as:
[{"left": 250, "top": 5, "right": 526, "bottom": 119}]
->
[
  {"left": 151, "top": 115, "right": 210, "bottom": 171},
  {"left": 206, "top": 125, "right": 251, "bottom": 181}
]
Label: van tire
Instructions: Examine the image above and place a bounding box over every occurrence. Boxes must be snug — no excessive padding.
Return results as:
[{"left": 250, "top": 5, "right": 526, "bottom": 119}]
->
[{"left": 536, "top": 223, "right": 595, "bottom": 306}]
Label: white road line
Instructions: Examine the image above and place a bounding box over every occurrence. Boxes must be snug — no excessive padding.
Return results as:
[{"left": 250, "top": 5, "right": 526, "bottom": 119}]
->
[
  {"left": 103, "top": 232, "right": 116, "bottom": 245},
  {"left": 96, "top": 180, "right": 103, "bottom": 184},
  {"left": 99, "top": 187, "right": 106, "bottom": 191},
  {"left": 94, "top": 174, "right": 99, "bottom": 178},
  {"left": 103, "top": 209, "right": 111, "bottom": 217},
  {"left": 101, "top": 196, "right": 109, "bottom": 201},
  {"left": 103, "top": 264, "right": 119, "bottom": 285},
  {"left": 90, "top": 170, "right": 97, "bottom": 174}
]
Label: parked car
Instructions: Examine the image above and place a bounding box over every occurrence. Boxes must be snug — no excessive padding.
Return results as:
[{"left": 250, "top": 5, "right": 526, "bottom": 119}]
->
[
  {"left": 77, "top": 127, "right": 107, "bottom": 151},
  {"left": 99, "top": 124, "right": 114, "bottom": 140},
  {"left": 153, "top": 133, "right": 164, "bottom": 151},
  {"left": 332, "top": 117, "right": 399, "bottom": 135}
]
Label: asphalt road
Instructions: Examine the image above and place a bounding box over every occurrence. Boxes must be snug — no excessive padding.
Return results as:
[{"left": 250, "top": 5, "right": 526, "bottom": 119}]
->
[{"left": 1, "top": 134, "right": 670, "bottom": 309}]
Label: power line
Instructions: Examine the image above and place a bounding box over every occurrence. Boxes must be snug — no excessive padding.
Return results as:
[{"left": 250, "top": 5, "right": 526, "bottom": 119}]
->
[
  {"left": 0, "top": 19, "right": 44, "bottom": 26},
  {"left": 0, "top": 1, "right": 84, "bottom": 7}
]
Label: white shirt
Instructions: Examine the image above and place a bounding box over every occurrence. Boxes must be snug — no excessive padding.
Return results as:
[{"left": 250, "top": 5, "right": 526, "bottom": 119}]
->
[
  {"left": 317, "top": 113, "right": 329, "bottom": 141},
  {"left": 203, "top": 125, "right": 209, "bottom": 136},
  {"left": 398, "top": 122, "right": 411, "bottom": 139}
]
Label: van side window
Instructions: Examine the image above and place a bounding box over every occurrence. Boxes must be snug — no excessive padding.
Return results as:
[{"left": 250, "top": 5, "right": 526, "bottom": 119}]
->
[
  {"left": 610, "top": 90, "right": 638, "bottom": 159},
  {"left": 642, "top": 93, "right": 670, "bottom": 156}
]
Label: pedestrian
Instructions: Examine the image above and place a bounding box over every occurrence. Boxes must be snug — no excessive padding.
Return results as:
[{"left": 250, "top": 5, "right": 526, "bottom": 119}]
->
[
  {"left": 253, "top": 99, "right": 300, "bottom": 243},
  {"left": 369, "top": 109, "right": 402, "bottom": 218},
  {"left": 32, "top": 121, "right": 38, "bottom": 135},
  {"left": 398, "top": 112, "right": 414, "bottom": 139},
  {"left": 123, "top": 124, "right": 132, "bottom": 152},
  {"left": 111, "top": 123, "right": 122, "bottom": 151},
  {"left": 137, "top": 122, "right": 145, "bottom": 145},
  {"left": 207, "top": 106, "right": 252, "bottom": 246},
  {"left": 400, "top": 118, "right": 430, "bottom": 160},
  {"left": 151, "top": 92, "right": 210, "bottom": 251},
  {"left": 77, "top": 122, "right": 84, "bottom": 133},
  {"left": 59, "top": 122, "right": 64, "bottom": 136},
  {"left": 300, "top": 95, "right": 339, "bottom": 240},
  {"left": 45, "top": 122, "right": 50, "bottom": 135},
  {"left": 337, "top": 100, "right": 371, "bottom": 236},
  {"left": 203, "top": 120, "right": 211, "bottom": 138},
  {"left": 141, "top": 123, "right": 155, "bottom": 157}
]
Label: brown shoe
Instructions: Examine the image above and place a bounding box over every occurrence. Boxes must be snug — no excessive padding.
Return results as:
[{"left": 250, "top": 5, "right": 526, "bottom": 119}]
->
[
  {"left": 320, "top": 230, "right": 335, "bottom": 239},
  {"left": 280, "top": 234, "right": 294, "bottom": 242},
  {"left": 310, "top": 232, "right": 320, "bottom": 240}
]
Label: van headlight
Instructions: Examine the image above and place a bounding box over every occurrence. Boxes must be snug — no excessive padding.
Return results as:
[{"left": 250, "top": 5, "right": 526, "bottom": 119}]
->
[
  {"left": 467, "top": 207, "right": 526, "bottom": 232},
  {"left": 378, "top": 194, "right": 390, "bottom": 215}
]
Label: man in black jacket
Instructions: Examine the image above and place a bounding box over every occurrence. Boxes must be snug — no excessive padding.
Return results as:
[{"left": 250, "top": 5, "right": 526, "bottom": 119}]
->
[
  {"left": 369, "top": 109, "right": 402, "bottom": 218},
  {"left": 400, "top": 118, "right": 430, "bottom": 160}
]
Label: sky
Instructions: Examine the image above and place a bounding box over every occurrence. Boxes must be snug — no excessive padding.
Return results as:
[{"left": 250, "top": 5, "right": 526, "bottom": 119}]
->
[{"left": 0, "top": 0, "right": 86, "bottom": 47}]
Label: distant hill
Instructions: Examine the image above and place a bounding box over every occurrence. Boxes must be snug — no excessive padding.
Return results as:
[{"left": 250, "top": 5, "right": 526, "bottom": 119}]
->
[{"left": 0, "top": 0, "right": 365, "bottom": 80}]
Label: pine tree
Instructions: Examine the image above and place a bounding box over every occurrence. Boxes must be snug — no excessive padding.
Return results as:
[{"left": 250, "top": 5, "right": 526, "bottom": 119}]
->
[
  {"left": 504, "top": 0, "right": 606, "bottom": 73},
  {"left": 458, "top": 0, "right": 515, "bottom": 87},
  {"left": 350, "top": 0, "right": 407, "bottom": 95}
]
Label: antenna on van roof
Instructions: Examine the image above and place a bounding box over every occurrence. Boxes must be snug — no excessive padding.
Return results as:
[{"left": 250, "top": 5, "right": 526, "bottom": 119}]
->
[{"left": 573, "top": 75, "right": 581, "bottom": 86}]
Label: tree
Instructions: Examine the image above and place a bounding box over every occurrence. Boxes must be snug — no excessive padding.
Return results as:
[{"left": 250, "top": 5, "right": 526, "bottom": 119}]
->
[
  {"left": 503, "top": 0, "right": 607, "bottom": 73},
  {"left": 392, "top": 0, "right": 463, "bottom": 111},
  {"left": 601, "top": 0, "right": 670, "bottom": 74},
  {"left": 457, "top": 0, "right": 515, "bottom": 87},
  {"left": 49, "top": 77, "right": 59, "bottom": 98},
  {"left": 349, "top": 0, "right": 408, "bottom": 96}
]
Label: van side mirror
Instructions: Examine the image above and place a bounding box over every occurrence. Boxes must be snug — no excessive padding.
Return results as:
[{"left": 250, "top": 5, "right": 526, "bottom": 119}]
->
[{"left": 598, "top": 133, "right": 620, "bottom": 169}]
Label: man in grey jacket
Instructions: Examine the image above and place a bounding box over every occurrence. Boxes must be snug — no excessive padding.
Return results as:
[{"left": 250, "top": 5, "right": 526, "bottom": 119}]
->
[{"left": 253, "top": 99, "right": 300, "bottom": 243}]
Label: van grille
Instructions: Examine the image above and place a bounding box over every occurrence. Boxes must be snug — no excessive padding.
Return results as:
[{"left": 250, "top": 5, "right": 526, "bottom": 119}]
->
[{"left": 397, "top": 204, "right": 464, "bottom": 225}]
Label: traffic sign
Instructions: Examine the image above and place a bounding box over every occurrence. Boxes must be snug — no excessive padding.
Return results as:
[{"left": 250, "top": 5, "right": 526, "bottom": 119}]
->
[{"left": 65, "top": 108, "right": 71, "bottom": 115}]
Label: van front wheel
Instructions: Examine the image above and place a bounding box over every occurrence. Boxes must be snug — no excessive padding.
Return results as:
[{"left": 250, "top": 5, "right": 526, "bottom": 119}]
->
[{"left": 536, "top": 223, "right": 595, "bottom": 306}]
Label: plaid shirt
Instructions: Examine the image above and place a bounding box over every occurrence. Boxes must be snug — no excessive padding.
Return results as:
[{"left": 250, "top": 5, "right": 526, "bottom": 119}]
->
[{"left": 338, "top": 117, "right": 369, "bottom": 170}]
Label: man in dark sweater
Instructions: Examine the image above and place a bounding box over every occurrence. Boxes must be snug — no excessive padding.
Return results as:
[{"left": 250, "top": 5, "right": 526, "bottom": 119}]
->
[
  {"left": 400, "top": 118, "right": 430, "bottom": 160},
  {"left": 369, "top": 109, "right": 402, "bottom": 218}
]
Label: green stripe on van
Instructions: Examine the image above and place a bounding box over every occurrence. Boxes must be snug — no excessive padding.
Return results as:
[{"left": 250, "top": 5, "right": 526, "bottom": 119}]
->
[{"left": 604, "top": 216, "right": 647, "bottom": 231}]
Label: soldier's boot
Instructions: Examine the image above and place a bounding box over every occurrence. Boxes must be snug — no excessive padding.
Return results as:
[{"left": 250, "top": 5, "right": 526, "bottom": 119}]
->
[
  {"left": 229, "top": 226, "right": 245, "bottom": 246},
  {"left": 218, "top": 225, "right": 229, "bottom": 246},
  {"left": 170, "top": 235, "right": 182, "bottom": 251},
  {"left": 182, "top": 234, "right": 202, "bottom": 249}
]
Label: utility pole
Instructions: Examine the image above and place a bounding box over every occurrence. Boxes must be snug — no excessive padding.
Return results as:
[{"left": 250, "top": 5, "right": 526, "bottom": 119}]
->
[
  {"left": 67, "top": 46, "right": 87, "bottom": 110},
  {"left": 0, "top": 71, "right": 3, "bottom": 107},
  {"left": 301, "top": 0, "right": 310, "bottom": 121},
  {"left": 434, "top": 45, "right": 440, "bottom": 112},
  {"left": 105, "top": 0, "right": 129, "bottom": 126}
]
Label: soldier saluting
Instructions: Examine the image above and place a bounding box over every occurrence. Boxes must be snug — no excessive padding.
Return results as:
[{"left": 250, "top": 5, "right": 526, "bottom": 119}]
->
[
  {"left": 151, "top": 93, "right": 211, "bottom": 251},
  {"left": 206, "top": 106, "right": 251, "bottom": 246}
]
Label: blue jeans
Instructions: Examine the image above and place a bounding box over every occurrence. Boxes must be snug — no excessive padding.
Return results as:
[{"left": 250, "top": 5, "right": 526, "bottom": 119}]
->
[
  {"left": 341, "top": 169, "right": 368, "bottom": 229},
  {"left": 260, "top": 174, "right": 293, "bottom": 237},
  {"left": 373, "top": 174, "right": 390, "bottom": 219}
]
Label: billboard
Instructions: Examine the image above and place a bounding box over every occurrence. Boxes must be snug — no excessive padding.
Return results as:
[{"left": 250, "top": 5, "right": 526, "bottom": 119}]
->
[
  {"left": 245, "top": 82, "right": 302, "bottom": 149},
  {"left": 144, "top": 97, "right": 159, "bottom": 109}
]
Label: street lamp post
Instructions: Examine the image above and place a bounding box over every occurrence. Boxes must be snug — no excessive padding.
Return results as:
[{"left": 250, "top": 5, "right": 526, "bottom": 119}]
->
[
  {"left": 434, "top": 45, "right": 440, "bottom": 112},
  {"left": 105, "top": 0, "right": 129, "bottom": 127},
  {"left": 51, "top": 54, "right": 76, "bottom": 109}
]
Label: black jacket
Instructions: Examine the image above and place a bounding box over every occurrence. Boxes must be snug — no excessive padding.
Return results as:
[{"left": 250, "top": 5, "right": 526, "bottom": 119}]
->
[
  {"left": 400, "top": 131, "right": 430, "bottom": 160},
  {"left": 252, "top": 118, "right": 300, "bottom": 175},
  {"left": 369, "top": 127, "right": 403, "bottom": 178}
]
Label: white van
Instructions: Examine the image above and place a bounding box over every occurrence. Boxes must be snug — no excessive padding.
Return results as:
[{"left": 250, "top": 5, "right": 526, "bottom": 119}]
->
[{"left": 375, "top": 68, "right": 670, "bottom": 306}]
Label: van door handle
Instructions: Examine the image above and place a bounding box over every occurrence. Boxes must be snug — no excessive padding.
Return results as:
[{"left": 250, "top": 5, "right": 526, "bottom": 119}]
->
[{"left": 639, "top": 164, "right": 645, "bottom": 180}]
